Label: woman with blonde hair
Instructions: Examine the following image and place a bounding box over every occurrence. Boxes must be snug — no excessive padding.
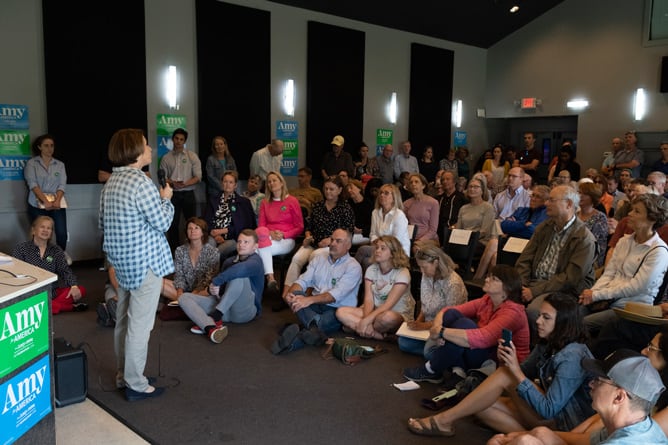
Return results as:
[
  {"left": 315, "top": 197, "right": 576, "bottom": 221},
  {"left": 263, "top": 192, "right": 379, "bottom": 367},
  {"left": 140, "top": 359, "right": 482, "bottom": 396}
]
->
[
  {"left": 256, "top": 171, "right": 304, "bottom": 290},
  {"left": 337, "top": 235, "right": 415, "bottom": 340},
  {"left": 398, "top": 245, "right": 468, "bottom": 356},
  {"left": 355, "top": 183, "right": 410, "bottom": 269},
  {"left": 205, "top": 136, "right": 237, "bottom": 199}
]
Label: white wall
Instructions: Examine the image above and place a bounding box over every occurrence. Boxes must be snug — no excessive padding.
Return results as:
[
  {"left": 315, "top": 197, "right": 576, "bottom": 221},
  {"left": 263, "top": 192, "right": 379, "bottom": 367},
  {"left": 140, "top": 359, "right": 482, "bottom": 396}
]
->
[
  {"left": 0, "top": 0, "right": 487, "bottom": 259},
  {"left": 486, "top": 0, "right": 668, "bottom": 171}
]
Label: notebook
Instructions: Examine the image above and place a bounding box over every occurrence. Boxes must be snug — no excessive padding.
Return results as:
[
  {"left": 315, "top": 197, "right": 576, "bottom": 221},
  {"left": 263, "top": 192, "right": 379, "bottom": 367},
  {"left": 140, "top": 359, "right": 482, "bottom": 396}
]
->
[{"left": 396, "top": 321, "right": 430, "bottom": 341}]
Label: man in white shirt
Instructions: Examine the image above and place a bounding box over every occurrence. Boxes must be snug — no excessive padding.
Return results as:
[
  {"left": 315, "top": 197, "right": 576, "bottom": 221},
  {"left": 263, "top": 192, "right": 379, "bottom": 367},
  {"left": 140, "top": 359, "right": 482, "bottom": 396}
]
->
[{"left": 249, "top": 139, "right": 284, "bottom": 182}]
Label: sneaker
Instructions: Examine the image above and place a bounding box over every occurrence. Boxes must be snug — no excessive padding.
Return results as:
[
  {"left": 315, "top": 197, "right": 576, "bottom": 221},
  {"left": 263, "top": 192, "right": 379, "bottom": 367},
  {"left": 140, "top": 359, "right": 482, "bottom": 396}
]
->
[
  {"left": 403, "top": 365, "right": 444, "bottom": 384},
  {"left": 209, "top": 325, "right": 228, "bottom": 344},
  {"left": 125, "top": 386, "right": 165, "bottom": 402},
  {"left": 190, "top": 325, "right": 205, "bottom": 335},
  {"left": 167, "top": 300, "right": 179, "bottom": 307}
]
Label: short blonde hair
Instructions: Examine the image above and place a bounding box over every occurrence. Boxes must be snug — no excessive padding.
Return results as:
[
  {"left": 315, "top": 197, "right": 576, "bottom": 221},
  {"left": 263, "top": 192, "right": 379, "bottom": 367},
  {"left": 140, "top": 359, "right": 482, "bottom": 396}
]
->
[
  {"left": 372, "top": 235, "right": 410, "bottom": 269},
  {"left": 264, "top": 171, "right": 288, "bottom": 201},
  {"left": 375, "top": 184, "right": 404, "bottom": 211}
]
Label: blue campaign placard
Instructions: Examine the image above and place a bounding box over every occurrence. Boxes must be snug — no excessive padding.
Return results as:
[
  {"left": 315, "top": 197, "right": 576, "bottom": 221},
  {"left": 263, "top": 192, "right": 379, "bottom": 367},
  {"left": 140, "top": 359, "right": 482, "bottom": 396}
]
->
[
  {"left": 0, "top": 156, "right": 30, "bottom": 181},
  {"left": 454, "top": 131, "right": 467, "bottom": 147},
  {"left": 276, "top": 120, "right": 298, "bottom": 140},
  {"left": 0, "top": 355, "right": 52, "bottom": 445},
  {"left": 280, "top": 157, "right": 298, "bottom": 176},
  {"left": 0, "top": 105, "right": 29, "bottom": 130}
]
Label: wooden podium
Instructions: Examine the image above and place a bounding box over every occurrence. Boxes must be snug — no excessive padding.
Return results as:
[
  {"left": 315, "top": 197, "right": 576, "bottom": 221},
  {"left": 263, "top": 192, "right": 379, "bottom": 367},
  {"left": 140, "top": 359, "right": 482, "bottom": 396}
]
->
[{"left": 0, "top": 254, "right": 57, "bottom": 445}]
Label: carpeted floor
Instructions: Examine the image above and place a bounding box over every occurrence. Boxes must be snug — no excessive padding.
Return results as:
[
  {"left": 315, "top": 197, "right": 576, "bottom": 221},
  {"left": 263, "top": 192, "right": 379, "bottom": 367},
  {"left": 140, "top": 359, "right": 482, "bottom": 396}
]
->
[{"left": 52, "top": 262, "right": 497, "bottom": 445}]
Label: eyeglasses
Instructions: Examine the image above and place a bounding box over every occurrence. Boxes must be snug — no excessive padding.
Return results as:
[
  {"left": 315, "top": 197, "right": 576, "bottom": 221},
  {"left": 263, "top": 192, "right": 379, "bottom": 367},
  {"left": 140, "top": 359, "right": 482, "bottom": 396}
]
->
[
  {"left": 647, "top": 342, "right": 662, "bottom": 353},
  {"left": 468, "top": 185, "right": 481, "bottom": 189}
]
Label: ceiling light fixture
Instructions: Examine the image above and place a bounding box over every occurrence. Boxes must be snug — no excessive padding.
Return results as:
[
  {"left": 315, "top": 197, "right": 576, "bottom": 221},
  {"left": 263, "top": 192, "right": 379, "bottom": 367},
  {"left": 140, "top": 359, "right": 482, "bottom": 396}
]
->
[{"left": 510, "top": 5, "right": 519, "bottom": 13}]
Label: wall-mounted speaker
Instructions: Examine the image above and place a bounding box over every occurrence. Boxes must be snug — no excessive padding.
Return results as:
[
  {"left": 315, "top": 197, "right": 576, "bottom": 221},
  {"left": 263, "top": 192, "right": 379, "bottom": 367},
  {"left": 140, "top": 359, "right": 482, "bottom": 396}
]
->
[
  {"left": 53, "top": 337, "right": 87, "bottom": 408},
  {"left": 661, "top": 56, "right": 668, "bottom": 93}
]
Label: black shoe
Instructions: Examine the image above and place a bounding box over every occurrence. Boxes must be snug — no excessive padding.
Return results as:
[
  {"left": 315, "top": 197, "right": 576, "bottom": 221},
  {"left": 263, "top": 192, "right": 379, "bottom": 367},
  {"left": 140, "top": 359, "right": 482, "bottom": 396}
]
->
[
  {"left": 125, "top": 386, "right": 165, "bottom": 401},
  {"left": 403, "top": 365, "right": 444, "bottom": 384},
  {"left": 73, "top": 301, "right": 88, "bottom": 312},
  {"left": 96, "top": 303, "right": 112, "bottom": 327},
  {"left": 270, "top": 323, "right": 299, "bottom": 355},
  {"left": 299, "top": 326, "right": 326, "bottom": 346},
  {"left": 267, "top": 280, "right": 279, "bottom": 292}
]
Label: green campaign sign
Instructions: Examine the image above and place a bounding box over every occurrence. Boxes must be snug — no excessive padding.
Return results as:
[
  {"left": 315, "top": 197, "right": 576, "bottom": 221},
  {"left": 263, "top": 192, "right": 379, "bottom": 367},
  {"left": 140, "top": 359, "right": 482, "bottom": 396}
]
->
[
  {"left": 0, "top": 291, "right": 49, "bottom": 378},
  {"left": 375, "top": 128, "right": 393, "bottom": 156}
]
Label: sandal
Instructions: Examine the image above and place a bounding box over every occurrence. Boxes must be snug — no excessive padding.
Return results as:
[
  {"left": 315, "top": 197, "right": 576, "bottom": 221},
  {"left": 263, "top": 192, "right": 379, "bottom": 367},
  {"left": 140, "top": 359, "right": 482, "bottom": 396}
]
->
[{"left": 407, "top": 417, "right": 455, "bottom": 437}]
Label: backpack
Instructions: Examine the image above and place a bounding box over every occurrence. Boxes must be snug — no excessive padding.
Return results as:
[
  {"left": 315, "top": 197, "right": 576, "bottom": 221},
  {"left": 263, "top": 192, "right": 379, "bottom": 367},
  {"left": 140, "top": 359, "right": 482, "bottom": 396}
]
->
[{"left": 322, "top": 337, "right": 385, "bottom": 365}]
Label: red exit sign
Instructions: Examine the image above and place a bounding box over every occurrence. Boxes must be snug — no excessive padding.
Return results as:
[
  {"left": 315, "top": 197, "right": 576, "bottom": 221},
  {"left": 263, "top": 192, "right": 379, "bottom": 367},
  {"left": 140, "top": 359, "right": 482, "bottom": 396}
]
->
[{"left": 521, "top": 97, "right": 537, "bottom": 109}]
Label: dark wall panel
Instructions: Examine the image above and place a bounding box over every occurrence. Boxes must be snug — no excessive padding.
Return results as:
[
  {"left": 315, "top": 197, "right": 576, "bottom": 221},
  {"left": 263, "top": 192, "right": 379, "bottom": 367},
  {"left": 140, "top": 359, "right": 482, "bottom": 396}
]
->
[
  {"left": 42, "top": 0, "right": 147, "bottom": 184},
  {"left": 306, "top": 22, "right": 365, "bottom": 181},
  {"left": 408, "top": 43, "right": 454, "bottom": 162},
  {"left": 196, "top": 0, "right": 270, "bottom": 181}
]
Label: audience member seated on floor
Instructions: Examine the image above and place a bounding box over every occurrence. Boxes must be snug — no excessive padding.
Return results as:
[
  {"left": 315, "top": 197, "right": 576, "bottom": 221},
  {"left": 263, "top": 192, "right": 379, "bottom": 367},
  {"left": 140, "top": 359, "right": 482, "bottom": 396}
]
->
[
  {"left": 204, "top": 170, "right": 257, "bottom": 261},
  {"left": 346, "top": 181, "right": 373, "bottom": 246},
  {"left": 398, "top": 246, "right": 467, "bottom": 356},
  {"left": 255, "top": 171, "right": 304, "bottom": 292},
  {"left": 281, "top": 176, "right": 354, "bottom": 299},
  {"left": 288, "top": 166, "right": 323, "bottom": 217},
  {"left": 242, "top": 174, "right": 265, "bottom": 222},
  {"left": 97, "top": 262, "right": 119, "bottom": 327},
  {"left": 271, "top": 229, "right": 362, "bottom": 355},
  {"left": 489, "top": 330, "right": 668, "bottom": 445},
  {"left": 576, "top": 182, "right": 608, "bottom": 269},
  {"left": 403, "top": 264, "right": 529, "bottom": 384},
  {"left": 403, "top": 173, "right": 440, "bottom": 252},
  {"left": 180, "top": 229, "right": 264, "bottom": 344},
  {"left": 453, "top": 175, "right": 495, "bottom": 266},
  {"left": 516, "top": 185, "right": 597, "bottom": 336},
  {"left": 13, "top": 215, "right": 87, "bottom": 314},
  {"left": 437, "top": 170, "right": 468, "bottom": 244},
  {"left": 473, "top": 185, "right": 549, "bottom": 281},
  {"left": 407, "top": 293, "right": 595, "bottom": 438},
  {"left": 355, "top": 183, "right": 411, "bottom": 270},
  {"left": 336, "top": 235, "right": 415, "bottom": 340},
  {"left": 579, "top": 194, "right": 668, "bottom": 335},
  {"left": 489, "top": 350, "right": 668, "bottom": 445},
  {"left": 161, "top": 217, "right": 220, "bottom": 305}
]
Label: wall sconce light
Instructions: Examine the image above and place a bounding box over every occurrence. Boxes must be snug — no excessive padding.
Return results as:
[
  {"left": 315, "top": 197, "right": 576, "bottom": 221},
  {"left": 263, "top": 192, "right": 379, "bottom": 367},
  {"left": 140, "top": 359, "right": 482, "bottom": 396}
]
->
[
  {"left": 453, "top": 99, "right": 463, "bottom": 128},
  {"left": 387, "top": 92, "right": 397, "bottom": 124},
  {"left": 566, "top": 98, "right": 589, "bottom": 110},
  {"left": 634, "top": 88, "right": 646, "bottom": 121},
  {"left": 509, "top": 5, "right": 519, "bottom": 13},
  {"left": 283, "top": 79, "right": 295, "bottom": 117},
  {"left": 165, "top": 65, "right": 179, "bottom": 110}
]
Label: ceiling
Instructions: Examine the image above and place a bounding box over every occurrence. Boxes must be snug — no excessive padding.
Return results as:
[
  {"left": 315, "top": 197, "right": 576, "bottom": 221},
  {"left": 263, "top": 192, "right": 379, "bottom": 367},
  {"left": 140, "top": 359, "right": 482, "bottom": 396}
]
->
[{"left": 268, "top": 0, "right": 565, "bottom": 48}]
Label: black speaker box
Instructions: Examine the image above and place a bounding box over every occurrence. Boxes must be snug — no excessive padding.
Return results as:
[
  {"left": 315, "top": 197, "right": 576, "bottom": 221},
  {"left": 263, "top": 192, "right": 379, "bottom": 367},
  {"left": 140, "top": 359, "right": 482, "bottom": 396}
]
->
[
  {"left": 53, "top": 337, "right": 87, "bottom": 407},
  {"left": 661, "top": 56, "right": 668, "bottom": 93}
]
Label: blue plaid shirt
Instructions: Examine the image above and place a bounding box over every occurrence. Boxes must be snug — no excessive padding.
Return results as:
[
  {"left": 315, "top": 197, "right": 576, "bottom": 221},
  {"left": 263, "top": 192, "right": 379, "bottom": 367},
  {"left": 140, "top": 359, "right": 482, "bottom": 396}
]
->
[{"left": 99, "top": 166, "right": 174, "bottom": 290}]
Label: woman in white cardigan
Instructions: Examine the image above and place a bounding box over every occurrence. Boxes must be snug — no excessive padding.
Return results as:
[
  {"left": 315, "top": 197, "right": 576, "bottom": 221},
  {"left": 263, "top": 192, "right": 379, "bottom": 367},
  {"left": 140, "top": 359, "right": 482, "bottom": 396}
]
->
[
  {"left": 355, "top": 183, "right": 410, "bottom": 270},
  {"left": 579, "top": 193, "right": 668, "bottom": 334}
]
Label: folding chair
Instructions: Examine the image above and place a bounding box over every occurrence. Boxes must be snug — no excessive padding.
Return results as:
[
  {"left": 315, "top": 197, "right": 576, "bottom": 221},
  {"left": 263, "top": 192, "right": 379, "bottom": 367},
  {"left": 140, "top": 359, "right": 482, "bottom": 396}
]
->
[{"left": 442, "top": 228, "right": 480, "bottom": 280}]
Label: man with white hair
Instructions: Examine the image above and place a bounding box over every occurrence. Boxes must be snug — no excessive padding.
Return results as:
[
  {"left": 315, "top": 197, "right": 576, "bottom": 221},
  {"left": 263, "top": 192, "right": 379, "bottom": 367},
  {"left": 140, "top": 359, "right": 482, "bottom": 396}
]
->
[{"left": 648, "top": 171, "right": 668, "bottom": 199}]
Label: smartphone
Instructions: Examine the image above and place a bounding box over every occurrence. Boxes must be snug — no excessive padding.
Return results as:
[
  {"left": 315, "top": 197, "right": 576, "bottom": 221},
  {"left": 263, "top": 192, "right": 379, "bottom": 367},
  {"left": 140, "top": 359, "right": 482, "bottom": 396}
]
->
[{"left": 502, "top": 328, "right": 512, "bottom": 347}]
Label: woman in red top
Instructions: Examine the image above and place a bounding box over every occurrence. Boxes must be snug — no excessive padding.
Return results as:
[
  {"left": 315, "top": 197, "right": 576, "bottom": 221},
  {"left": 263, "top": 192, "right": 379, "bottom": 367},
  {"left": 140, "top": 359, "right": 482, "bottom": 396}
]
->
[
  {"left": 256, "top": 171, "right": 304, "bottom": 290},
  {"left": 403, "top": 264, "right": 530, "bottom": 384}
]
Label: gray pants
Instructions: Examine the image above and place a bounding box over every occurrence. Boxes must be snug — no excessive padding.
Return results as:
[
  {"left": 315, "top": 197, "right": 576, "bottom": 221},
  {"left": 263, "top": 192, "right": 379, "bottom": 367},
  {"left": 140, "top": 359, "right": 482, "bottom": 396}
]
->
[
  {"left": 115, "top": 269, "right": 162, "bottom": 392},
  {"left": 180, "top": 277, "right": 257, "bottom": 329}
]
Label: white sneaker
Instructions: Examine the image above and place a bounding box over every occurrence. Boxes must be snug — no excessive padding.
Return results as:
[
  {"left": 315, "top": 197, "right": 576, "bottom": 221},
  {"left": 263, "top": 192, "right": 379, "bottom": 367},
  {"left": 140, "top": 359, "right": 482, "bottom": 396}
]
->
[{"left": 64, "top": 251, "right": 73, "bottom": 266}]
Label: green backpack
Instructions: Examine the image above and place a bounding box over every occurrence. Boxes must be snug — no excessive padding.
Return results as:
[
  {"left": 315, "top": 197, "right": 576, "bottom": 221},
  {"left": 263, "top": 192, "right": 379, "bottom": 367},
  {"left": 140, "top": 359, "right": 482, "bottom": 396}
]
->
[{"left": 323, "top": 337, "right": 385, "bottom": 365}]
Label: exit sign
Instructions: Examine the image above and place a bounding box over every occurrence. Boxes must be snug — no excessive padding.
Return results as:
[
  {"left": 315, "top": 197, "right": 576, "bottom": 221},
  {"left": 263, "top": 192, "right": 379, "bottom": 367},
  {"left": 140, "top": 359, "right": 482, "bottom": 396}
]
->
[{"left": 521, "top": 97, "right": 537, "bottom": 109}]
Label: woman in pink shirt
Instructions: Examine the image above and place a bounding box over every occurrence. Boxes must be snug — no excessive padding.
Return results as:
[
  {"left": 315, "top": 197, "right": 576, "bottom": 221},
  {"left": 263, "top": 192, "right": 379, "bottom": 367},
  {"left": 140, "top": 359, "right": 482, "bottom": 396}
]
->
[{"left": 256, "top": 171, "right": 304, "bottom": 290}]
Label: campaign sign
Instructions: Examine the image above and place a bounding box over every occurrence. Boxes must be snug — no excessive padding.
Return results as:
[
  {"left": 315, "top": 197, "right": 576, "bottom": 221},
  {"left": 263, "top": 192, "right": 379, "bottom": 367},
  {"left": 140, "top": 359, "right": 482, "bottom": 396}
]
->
[
  {"left": 156, "top": 114, "right": 187, "bottom": 160},
  {"left": 0, "top": 155, "right": 30, "bottom": 181},
  {"left": 0, "top": 104, "right": 29, "bottom": 130},
  {"left": 376, "top": 128, "right": 393, "bottom": 156},
  {"left": 454, "top": 131, "right": 467, "bottom": 147},
  {"left": 0, "top": 292, "right": 49, "bottom": 379},
  {"left": 282, "top": 139, "right": 298, "bottom": 158},
  {"left": 276, "top": 120, "right": 298, "bottom": 140},
  {"left": 280, "top": 157, "right": 298, "bottom": 177},
  {"left": 0, "top": 355, "right": 52, "bottom": 445}
]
